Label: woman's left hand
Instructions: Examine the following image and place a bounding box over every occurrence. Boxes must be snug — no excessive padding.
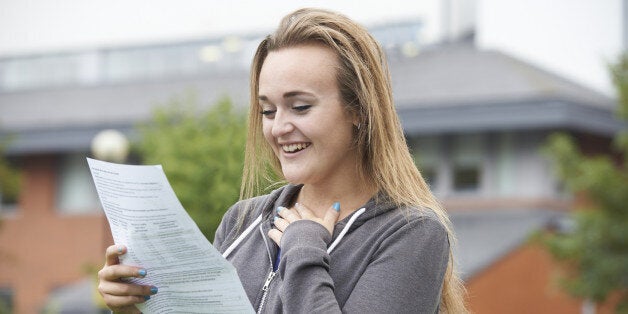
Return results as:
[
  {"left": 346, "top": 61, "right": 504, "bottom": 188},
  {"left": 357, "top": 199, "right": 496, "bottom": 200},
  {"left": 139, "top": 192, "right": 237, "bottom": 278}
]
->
[{"left": 268, "top": 202, "right": 340, "bottom": 245}]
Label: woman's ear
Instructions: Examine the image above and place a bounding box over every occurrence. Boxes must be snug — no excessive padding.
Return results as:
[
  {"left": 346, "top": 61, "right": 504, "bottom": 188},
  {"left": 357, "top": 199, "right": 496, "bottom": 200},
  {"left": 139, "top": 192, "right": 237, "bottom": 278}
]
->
[{"left": 351, "top": 111, "right": 362, "bottom": 130}]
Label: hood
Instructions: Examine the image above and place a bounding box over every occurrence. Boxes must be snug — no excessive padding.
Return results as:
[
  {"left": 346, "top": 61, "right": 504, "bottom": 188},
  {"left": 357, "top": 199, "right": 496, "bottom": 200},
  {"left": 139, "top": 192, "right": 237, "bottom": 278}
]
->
[{"left": 262, "top": 184, "right": 399, "bottom": 237}]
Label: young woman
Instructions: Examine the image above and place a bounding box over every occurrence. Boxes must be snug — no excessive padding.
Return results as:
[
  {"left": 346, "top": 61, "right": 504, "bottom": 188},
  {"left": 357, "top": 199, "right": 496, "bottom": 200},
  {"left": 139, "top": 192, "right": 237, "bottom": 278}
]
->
[{"left": 98, "top": 8, "right": 467, "bottom": 313}]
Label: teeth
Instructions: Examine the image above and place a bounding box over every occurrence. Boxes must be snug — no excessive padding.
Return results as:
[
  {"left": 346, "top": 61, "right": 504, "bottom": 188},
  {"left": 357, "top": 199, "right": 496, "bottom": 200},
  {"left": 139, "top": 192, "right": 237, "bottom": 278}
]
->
[{"left": 282, "top": 143, "right": 309, "bottom": 153}]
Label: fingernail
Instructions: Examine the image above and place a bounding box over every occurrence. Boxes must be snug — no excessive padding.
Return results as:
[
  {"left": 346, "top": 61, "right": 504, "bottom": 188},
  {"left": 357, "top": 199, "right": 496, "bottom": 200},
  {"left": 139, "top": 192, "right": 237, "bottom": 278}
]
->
[
  {"left": 144, "top": 295, "right": 151, "bottom": 301},
  {"left": 150, "top": 286, "right": 158, "bottom": 294},
  {"left": 276, "top": 206, "right": 286, "bottom": 213},
  {"left": 117, "top": 245, "right": 124, "bottom": 254},
  {"left": 138, "top": 269, "right": 147, "bottom": 277},
  {"left": 333, "top": 202, "right": 340, "bottom": 212},
  {"left": 273, "top": 216, "right": 279, "bottom": 222}
]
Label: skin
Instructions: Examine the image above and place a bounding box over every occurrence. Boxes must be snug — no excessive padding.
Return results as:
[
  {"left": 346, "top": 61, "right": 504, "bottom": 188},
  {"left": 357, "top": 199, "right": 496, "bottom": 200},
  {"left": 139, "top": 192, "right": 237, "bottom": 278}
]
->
[
  {"left": 258, "top": 43, "right": 374, "bottom": 244},
  {"left": 98, "top": 245, "right": 154, "bottom": 313},
  {"left": 98, "top": 43, "right": 374, "bottom": 312}
]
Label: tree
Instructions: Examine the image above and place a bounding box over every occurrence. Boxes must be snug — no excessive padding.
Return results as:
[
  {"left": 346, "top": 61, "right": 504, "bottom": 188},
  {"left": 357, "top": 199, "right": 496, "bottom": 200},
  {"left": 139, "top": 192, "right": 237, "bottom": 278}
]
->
[
  {"left": 0, "top": 140, "right": 20, "bottom": 207},
  {"left": 136, "top": 93, "right": 247, "bottom": 242},
  {"left": 540, "top": 55, "right": 628, "bottom": 312},
  {"left": 0, "top": 136, "right": 20, "bottom": 314}
]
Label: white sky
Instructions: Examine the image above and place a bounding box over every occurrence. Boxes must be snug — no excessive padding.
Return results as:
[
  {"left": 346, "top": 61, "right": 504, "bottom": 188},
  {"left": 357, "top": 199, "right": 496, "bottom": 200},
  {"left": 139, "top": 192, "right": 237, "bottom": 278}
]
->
[
  {"left": 0, "top": 0, "right": 620, "bottom": 95},
  {"left": 0, "top": 0, "right": 440, "bottom": 56}
]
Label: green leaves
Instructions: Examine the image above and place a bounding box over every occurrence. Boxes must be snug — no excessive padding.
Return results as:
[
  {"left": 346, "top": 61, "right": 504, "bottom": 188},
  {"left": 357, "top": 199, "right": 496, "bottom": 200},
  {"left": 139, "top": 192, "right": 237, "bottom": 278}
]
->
[
  {"left": 136, "top": 93, "right": 247, "bottom": 242},
  {"left": 540, "top": 54, "right": 628, "bottom": 310},
  {"left": 0, "top": 138, "right": 20, "bottom": 205}
]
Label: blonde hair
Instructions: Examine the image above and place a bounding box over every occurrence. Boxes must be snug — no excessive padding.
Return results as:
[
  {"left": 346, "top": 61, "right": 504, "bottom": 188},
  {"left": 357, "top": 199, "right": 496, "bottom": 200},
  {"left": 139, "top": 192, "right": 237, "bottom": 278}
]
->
[{"left": 241, "top": 8, "right": 467, "bottom": 313}]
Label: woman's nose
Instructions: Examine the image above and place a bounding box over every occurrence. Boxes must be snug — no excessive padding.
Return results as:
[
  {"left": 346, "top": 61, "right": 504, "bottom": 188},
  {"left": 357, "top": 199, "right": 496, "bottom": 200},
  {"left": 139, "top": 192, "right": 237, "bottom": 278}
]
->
[{"left": 271, "top": 110, "right": 295, "bottom": 137}]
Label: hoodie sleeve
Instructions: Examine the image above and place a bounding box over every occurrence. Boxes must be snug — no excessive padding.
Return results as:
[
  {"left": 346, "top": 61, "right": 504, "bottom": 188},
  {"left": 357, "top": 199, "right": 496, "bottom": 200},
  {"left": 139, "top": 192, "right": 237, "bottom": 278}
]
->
[
  {"left": 212, "top": 202, "right": 240, "bottom": 251},
  {"left": 279, "top": 216, "right": 449, "bottom": 314}
]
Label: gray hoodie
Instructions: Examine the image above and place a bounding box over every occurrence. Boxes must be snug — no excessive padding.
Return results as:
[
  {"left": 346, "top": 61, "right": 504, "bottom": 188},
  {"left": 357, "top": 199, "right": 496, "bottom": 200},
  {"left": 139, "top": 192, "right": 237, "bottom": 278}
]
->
[{"left": 213, "top": 184, "right": 449, "bottom": 313}]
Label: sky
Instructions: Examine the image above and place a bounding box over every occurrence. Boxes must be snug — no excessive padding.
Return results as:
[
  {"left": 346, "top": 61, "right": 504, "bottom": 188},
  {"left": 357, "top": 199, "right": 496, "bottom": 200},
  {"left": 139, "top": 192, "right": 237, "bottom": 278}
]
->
[
  {"left": 0, "top": 0, "right": 621, "bottom": 95},
  {"left": 0, "top": 0, "right": 440, "bottom": 56}
]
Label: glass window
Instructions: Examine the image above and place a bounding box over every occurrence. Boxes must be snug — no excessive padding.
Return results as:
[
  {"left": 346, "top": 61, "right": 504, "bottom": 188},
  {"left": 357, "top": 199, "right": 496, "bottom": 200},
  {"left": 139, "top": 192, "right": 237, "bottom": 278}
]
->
[
  {"left": 413, "top": 136, "right": 440, "bottom": 189},
  {"left": 453, "top": 166, "right": 480, "bottom": 191},
  {"left": 452, "top": 134, "right": 484, "bottom": 192},
  {"left": 56, "top": 154, "right": 100, "bottom": 214}
]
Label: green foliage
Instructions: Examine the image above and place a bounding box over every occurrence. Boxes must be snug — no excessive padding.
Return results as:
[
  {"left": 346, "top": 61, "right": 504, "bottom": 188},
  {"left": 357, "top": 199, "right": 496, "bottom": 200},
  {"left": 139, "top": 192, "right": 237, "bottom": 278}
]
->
[
  {"left": 0, "top": 139, "right": 20, "bottom": 206},
  {"left": 540, "top": 55, "right": 628, "bottom": 311},
  {"left": 136, "top": 93, "right": 247, "bottom": 242}
]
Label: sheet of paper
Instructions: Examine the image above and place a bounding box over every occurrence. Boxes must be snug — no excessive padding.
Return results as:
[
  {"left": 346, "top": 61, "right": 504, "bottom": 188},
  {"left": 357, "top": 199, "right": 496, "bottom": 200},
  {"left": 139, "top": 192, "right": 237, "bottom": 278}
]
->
[{"left": 87, "top": 158, "right": 254, "bottom": 313}]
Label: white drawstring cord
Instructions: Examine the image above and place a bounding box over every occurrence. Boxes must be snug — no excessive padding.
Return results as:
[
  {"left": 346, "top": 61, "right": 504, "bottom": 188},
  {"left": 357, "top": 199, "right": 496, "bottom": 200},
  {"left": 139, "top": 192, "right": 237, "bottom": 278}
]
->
[
  {"left": 222, "top": 207, "right": 366, "bottom": 258},
  {"left": 327, "top": 207, "right": 366, "bottom": 254},
  {"left": 222, "top": 214, "right": 263, "bottom": 259}
]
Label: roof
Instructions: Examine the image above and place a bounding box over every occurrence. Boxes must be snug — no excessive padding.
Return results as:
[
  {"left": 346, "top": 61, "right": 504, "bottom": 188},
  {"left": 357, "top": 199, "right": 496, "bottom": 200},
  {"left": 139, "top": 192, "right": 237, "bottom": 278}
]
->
[
  {"left": 388, "top": 41, "right": 623, "bottom": 136},
  {"left": 0, "top": 40, "right": 622, "bottom": 155},
  {"left": 450, "top": 208, "right": 562, "bottom": 280},
  {"left": 389, "top": 41, "right": 614, "bottom": 108},
  {"left": 0, "top": 71, "right": 249, "bottom": 155}
]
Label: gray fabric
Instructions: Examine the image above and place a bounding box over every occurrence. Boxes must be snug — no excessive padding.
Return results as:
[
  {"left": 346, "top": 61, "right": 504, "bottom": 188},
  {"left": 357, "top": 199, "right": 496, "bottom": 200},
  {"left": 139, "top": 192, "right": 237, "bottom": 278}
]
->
[{"left": 213, "top": 184, "right": 449, "bottom": 313}]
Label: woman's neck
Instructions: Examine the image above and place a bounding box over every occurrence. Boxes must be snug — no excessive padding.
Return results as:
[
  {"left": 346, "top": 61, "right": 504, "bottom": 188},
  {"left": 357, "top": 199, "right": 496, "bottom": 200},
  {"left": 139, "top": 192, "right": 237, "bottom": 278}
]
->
[{"left": 296, "top": 179, "right": 377, "bottom": 220}]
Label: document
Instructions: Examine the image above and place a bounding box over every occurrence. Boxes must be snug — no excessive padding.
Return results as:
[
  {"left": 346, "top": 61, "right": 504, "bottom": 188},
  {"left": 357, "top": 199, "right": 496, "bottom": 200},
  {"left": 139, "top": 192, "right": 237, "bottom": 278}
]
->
[{"left": 87, "top": 158, "right": 254, "bottom": 314}]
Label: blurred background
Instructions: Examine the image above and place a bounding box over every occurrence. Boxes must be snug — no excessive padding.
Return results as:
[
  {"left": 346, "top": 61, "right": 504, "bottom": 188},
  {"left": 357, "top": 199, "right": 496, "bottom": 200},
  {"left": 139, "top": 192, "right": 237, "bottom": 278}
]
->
[{"left": 0, "top": 0, "right": 625, "bottom": 313}]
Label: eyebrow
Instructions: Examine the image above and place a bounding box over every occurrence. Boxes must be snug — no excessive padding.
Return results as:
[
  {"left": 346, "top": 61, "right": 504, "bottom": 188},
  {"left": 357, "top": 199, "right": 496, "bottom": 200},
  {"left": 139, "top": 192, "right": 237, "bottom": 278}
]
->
[{"left": 258, "top": 91, "right": 316, "bottom": 102}]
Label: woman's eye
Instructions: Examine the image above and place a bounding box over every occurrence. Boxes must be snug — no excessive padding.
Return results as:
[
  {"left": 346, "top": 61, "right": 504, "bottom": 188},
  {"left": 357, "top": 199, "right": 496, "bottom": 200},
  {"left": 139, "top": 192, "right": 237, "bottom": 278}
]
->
[
  {"left": 261, "top": 109, "right": 276, "bottom": 117},
  {"left": 293, "top": 105, "right": 312, "bottom": 112}
]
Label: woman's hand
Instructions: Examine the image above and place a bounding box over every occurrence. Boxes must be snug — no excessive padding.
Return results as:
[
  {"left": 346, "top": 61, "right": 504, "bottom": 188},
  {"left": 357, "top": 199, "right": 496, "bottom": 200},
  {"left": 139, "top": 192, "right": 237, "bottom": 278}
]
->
[
  {"left": 268, "top": 202, "right": 340, "bottom": 245},
  {"left": 97, "top": 245, "right": 158, "bottom": 313}
]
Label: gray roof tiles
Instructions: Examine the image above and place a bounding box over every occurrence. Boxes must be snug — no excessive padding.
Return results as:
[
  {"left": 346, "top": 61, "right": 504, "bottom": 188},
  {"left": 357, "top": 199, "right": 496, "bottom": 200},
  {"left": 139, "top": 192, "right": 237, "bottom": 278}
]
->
[
  {"left": 450, "top": 208, "right": 562, "bottom": 280},
  {"left": 389, "top": 41, "right": 614, "bottom": 109}
]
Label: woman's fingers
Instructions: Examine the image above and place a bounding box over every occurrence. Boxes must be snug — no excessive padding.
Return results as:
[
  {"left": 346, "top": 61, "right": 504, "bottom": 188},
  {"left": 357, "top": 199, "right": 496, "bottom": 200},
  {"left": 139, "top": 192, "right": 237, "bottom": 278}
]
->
[
  {"left": 277, "top": 206, "right": 300, "bottom": 222},
  {"left": 99, "top": 280, "right": 155, "bottom": 297},
  {"left": 268, "top": 228, "right": 282, "bottom": 245},
  {"left": 98, "top": 272, "right": 157, "bottom": 311},
  {"left": 105, "top": 244, "right": 126, "bottom": 266},
  {"left": 101, "top": 292, "right": 146, "bottom": 313},
  {"left": 273, "top": 216, "right": 289, "bottom": 232},
  {"left": 323, "top": 202, "right": 341, "bottom": 234},
  {"left": 270, "top": 202, "right": 342, "bottom": 244},
  {"left": 294, "top": 202, "right": 314, "bottom": 219},
  {"left": 324, "top": 202, "right": 341, "bottom": 224},
  {"left": 99, "top": 264, "right": 147, "bottom": 281},
  {"left": 99, "top": 245, "right": 158, "bottom": 312}
]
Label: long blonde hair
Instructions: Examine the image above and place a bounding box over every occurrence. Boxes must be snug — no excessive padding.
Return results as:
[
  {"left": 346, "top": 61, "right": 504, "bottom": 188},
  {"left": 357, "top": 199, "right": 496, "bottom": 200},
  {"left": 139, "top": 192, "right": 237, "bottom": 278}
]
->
[{"left": 241, "top": 8, "right": 467, "bottom": 313}]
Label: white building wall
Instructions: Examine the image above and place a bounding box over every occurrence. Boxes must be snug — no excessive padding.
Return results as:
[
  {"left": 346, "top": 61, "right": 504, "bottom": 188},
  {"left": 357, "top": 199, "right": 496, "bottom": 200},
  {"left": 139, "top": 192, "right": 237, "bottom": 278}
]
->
[
  {"left": 512, "top": 132, "right": 557, "bottom": 198},
  {"left": 477, "top": 0, "right": 624, "bottom": 96},
  {"left": 412, "top": 131, "right": 560, "bottom": 201}
]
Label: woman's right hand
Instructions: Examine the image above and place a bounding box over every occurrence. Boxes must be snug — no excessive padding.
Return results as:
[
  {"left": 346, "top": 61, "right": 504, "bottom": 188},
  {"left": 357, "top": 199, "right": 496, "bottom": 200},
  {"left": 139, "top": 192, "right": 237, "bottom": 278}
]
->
[{"left": 97, "top": 245, "right": 157, "bottom": 313}]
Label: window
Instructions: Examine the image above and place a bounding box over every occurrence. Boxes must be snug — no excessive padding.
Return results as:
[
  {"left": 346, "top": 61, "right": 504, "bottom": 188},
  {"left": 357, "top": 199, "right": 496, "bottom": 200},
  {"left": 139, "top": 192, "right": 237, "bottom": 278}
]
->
[
  {"left": 453, "top": 166, "right": 480, "bottom": 191},
  {"left": 452, "top": 134, "right": 484, "bottom": 193},
  {"left": 413, "top": 136, "right": 440, "bottom": 189},
  {"left": 56, "top": 154, "right": 100, "bottom": 214}
]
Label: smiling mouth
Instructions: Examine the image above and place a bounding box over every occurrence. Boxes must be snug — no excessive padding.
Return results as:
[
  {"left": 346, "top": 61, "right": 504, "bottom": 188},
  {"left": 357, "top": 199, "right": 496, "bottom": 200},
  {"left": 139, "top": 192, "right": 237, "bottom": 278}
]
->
[{"left": 281, "top": 142, "right": 311, "bottom": 153}]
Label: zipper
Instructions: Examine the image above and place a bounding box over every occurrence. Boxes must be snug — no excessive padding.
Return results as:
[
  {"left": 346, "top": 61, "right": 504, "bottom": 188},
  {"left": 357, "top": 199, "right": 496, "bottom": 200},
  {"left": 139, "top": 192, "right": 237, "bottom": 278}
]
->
[
  {"left": 256, "top": 222, "right": 277, "bottom": 313},
  {"left": 256, "top": 270, "right": 276, "bottom": 313}
]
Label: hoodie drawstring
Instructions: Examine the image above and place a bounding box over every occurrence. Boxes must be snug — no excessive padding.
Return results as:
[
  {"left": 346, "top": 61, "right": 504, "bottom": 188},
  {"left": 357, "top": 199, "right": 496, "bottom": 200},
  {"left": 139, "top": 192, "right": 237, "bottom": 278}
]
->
[{"left": 222, "top": 207, "right": 367, "bottom": 259}]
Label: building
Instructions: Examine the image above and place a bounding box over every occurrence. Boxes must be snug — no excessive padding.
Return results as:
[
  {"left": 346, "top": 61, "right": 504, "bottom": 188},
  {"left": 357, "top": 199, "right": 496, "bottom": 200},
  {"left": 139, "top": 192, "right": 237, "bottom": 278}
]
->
[{"left": 0, "top": 6, "right": 624, "bottom": 313}]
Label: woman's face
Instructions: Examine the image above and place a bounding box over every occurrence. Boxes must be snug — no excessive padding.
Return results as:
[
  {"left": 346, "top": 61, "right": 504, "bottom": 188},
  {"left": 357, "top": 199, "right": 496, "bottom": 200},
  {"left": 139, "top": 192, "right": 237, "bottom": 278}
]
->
[{"left": 259, "top": 44, "right": 358, "bottom": 186}]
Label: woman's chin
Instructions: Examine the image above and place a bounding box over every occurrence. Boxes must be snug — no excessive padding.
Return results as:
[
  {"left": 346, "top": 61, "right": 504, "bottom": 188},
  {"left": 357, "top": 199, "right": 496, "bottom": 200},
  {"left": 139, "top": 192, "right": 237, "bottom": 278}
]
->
[{"left": 281, "top": 171, "right": 308, "bottom": 185}]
